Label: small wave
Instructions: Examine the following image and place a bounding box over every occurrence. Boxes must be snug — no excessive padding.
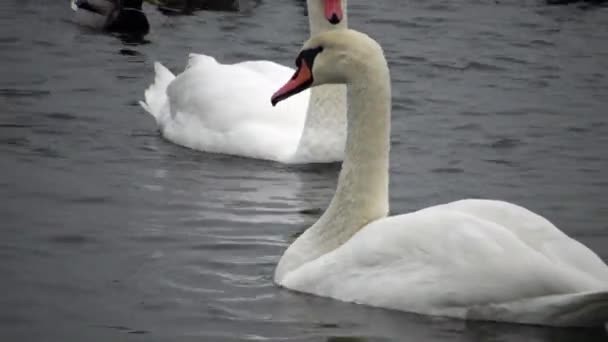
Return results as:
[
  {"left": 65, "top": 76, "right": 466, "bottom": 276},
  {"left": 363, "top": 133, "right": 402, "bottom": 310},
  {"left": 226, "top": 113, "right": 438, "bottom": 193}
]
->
[
  {"left": 431, "top": 167, "right": 464, "bottom": 174},
  {"left": 530, "top": 39, "right": 555, "bottom": 48},
  {"left": 0, "top": 123, "right": 34, "bottom": 128},
  {"left": 0, "top": 88, "right": 50, "bottom": 98},
  {"left": 45, "top": 112, "right": 77, "bottom": 121},
  {"left": 93, "top": 325, "right": 149, "bottom": 335},
  {"left": 32, "top": 128, "right": 67, "bottom": 136},
  {"left": 485, "top": 159, "right": 516, "bottom": 167},
  {"left": 566, "top": 126, "right": 590, "bottom": 133},
  {"left": 31, "top": 147, "right": 63, "bottom": 158},
  {"left": 490, "top": 138, "right": 522, "bottom": 149},
  {"left": 430, "top": 61, "right": 505, "bottom": 72},
  {"left": 463, "top": 61, "right": 506, "bottom": 72},
  {"left": 47, "top": 234, "right": 98, "bottom": 246},
  {"left": 493, "top": 55, "right": 530, "bottom": 66},
  {"left": 370, "top": 18, "right": 430, "bottom": 30},
  {"left": 67, "top": 195, "right": 113, "bottom": 204},
  {"left": 453, "top": 123, "right": 482, "bottom": 131},
  {"left": 460, "top": 110, "right": 487, "bottom": 117}
]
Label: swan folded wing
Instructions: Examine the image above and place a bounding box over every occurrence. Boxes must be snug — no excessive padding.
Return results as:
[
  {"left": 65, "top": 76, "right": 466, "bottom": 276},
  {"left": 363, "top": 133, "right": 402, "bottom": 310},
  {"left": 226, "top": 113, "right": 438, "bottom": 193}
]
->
[
  {"left": 185, "top": 55, "right": 295, "bottom": 82},
  {"left": 280, "top": 206, "right": 607, "bottom": 320},
  {"left": 157, "top": 61, "right": 308, "bottom": 161},
  {"left": 186, "top": 53, "right": 218, "bottom": 70},
  {"left": 439, "top": 199, "right": 608, "bottom": 282},
  {"left": 160, "top": 116, "right": 301, "bottom": 161},
  {"left": 236, "top": 60, "right": 296, "bottom": 82},
  {"left": 166, "top": 62, "right": 307, "bottom": 131}
]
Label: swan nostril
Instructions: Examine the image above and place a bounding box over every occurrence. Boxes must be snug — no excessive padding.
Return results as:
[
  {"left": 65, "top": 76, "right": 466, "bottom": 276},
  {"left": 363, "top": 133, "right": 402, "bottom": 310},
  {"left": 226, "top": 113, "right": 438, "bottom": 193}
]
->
[{"left": 329, "top": 13, "right": 340, "bottom": 25}]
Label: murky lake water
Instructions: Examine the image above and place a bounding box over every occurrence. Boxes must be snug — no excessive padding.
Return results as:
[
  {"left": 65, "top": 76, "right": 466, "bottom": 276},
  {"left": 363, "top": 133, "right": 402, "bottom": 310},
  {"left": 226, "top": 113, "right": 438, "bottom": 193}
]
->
[{"left": 1, "top": 1, "right": 607, "bottom": 341}]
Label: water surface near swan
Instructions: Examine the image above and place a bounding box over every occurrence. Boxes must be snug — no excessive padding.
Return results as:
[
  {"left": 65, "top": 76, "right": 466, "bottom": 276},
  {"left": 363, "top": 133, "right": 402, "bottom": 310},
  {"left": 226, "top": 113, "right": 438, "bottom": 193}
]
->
[{"left": 1, "top": 1, "right": 607, "bottom": 341}]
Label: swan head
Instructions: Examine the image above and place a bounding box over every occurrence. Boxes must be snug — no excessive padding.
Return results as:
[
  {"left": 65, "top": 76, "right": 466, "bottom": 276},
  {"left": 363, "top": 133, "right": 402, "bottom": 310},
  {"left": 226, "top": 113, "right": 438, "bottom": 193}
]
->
[
  {"left": 271, "top": 29, "right": 385, "bottom": 106},
  {"left": 308, "top": 0, "right": 347, "bottom": 27},
  {"left": 322, "top": 0, "right": 345, "bottom": 25}
]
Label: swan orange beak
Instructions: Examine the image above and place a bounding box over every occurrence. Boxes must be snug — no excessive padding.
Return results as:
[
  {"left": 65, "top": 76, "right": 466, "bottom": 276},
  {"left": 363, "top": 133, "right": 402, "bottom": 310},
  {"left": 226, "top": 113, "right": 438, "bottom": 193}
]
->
[
  {"left": 271, "top": 60, "right": 313, "bottom": 106},
  {"left": 324, "top": 0, "right": 343, "bottom": 25}
]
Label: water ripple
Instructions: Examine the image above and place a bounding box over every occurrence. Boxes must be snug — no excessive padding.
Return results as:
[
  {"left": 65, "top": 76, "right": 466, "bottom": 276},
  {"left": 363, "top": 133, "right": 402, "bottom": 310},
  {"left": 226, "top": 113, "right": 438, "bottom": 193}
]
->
[{"left": 0, "top": 88, "right": 50, "bottom": 98}]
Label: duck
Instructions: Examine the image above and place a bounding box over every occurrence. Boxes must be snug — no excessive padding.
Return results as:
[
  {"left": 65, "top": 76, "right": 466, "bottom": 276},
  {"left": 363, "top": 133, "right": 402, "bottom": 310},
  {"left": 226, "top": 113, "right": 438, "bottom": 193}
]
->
[
  {"left": 71, "top": 0, "right": 150, "bottom": 36},
  {"left": 139, "top": 0, "right": 348, "bottom": 164},
  {"left": 270, "top": 29, "right": 608, "bottom": 327}
]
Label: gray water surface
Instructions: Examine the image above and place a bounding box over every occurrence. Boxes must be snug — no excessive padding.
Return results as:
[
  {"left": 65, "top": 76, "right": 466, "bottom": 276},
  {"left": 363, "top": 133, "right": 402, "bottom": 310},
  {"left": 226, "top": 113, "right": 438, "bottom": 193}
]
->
[{"left": 1, "top": 1, "right": 608, "bottom": 341}]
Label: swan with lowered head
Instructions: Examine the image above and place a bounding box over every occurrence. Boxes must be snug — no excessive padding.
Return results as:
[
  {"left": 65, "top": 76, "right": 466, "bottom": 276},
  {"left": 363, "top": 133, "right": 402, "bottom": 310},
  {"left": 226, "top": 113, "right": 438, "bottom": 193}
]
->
[
  {"left": 270, "top": 29, "right": 608, "bottom": 327},
  {"left": 139, "top": 0, "right": 347, "bottom": 164}
]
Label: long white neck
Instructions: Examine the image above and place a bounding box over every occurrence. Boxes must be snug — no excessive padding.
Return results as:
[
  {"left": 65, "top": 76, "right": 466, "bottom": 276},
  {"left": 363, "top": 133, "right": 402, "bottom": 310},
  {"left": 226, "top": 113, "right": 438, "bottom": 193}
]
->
[
  {"left": 275, "top": 56, "right": 392, "bottom": 282},
  {"left": 291, "top": 1, "right": 348, "bottom": 163}
]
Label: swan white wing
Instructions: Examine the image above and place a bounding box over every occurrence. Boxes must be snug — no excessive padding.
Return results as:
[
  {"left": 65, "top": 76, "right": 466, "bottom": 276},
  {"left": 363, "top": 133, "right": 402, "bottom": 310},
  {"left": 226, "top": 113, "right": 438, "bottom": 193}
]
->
[
  {"left": 186, "top": 54, "right": 295, "bottom": 81},
  {"left": 439, "top": 199, "right": 608, "bottom": 282},
  {"left": 280, "top": 202, "right": 608, "bottom": 322},
  {"left": 150, "top": 56, "right": 309, "bottom": 162},
  {"left": 235, "top": 60, "right": 297, "bottom": 82},
  {"left": 140, "top": 62, "right": 174, "bottom": 124}
]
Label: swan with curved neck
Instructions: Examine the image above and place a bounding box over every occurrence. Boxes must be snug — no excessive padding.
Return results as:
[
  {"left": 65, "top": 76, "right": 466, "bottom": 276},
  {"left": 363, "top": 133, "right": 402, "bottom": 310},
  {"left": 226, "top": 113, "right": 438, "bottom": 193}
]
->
[
  {"left": 139, "top": 0, "right": 347, "bottom": 164},
  {"left": 271, "top": 29, "right": 608, "bottom": 327}
]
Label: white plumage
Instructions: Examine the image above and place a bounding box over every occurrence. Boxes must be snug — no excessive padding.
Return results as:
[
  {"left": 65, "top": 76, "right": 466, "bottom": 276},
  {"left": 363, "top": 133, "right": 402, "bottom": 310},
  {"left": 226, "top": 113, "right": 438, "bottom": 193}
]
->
[
  {"left": 273, "top": 29, "right": 608, "bottom": 327},
  {"left": 140, "top": 0, "right": 348, "bottom": 164}
]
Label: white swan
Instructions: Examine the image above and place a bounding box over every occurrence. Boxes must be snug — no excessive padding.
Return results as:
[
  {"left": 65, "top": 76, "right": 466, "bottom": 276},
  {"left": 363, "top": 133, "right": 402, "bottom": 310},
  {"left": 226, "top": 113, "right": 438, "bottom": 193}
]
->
[
  {"left": 139, "top": 0, "right": 348, "bottom": 164},
  {"left": 270, "top": 29, "right": 608, "bottom": 327}
]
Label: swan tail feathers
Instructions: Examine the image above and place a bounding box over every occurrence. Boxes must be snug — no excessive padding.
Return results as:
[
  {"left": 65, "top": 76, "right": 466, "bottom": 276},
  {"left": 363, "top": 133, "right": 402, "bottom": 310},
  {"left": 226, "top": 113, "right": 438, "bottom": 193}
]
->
[
  {"left": 140, "top": 62, "right": 175, "bottom": 122},
  {"left": 71, "top": 0, "right": 79, "bottom": 11},
  {"left": 468, "top": 291, "right": 608, "bottom": 327}
]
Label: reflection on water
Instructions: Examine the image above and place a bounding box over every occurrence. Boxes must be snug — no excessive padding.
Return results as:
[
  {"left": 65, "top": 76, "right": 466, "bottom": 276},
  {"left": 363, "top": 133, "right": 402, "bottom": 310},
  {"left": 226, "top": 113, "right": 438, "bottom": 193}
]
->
[{"left": 1, "top": 0, "right": 607, "bottom": 341}]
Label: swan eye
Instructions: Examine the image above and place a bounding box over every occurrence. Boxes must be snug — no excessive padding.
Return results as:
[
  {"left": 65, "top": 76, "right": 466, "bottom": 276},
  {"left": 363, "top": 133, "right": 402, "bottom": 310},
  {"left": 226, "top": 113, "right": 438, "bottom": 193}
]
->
[{"left": 295, "top": 46, "right": 324, "bottom": 69}]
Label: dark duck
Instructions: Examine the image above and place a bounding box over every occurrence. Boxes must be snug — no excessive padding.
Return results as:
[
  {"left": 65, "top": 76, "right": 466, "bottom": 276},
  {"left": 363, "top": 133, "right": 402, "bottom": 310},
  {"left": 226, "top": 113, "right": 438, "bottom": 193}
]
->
[{"left": 71, "top": 0, "right": 150, "bottom": 36}]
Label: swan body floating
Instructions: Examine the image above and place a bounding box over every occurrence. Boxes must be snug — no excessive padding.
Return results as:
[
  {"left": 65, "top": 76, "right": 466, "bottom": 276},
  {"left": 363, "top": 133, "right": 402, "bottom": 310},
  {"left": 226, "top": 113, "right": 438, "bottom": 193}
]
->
[
  {"left": 140, "top": 0, "right": 348, "bottom": 164},
  {"left": 71, "top": 0, "right": 150, "bottom": 36},
  {"left": 270, "top": 29, "right": 608, "bottom": 327}
]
